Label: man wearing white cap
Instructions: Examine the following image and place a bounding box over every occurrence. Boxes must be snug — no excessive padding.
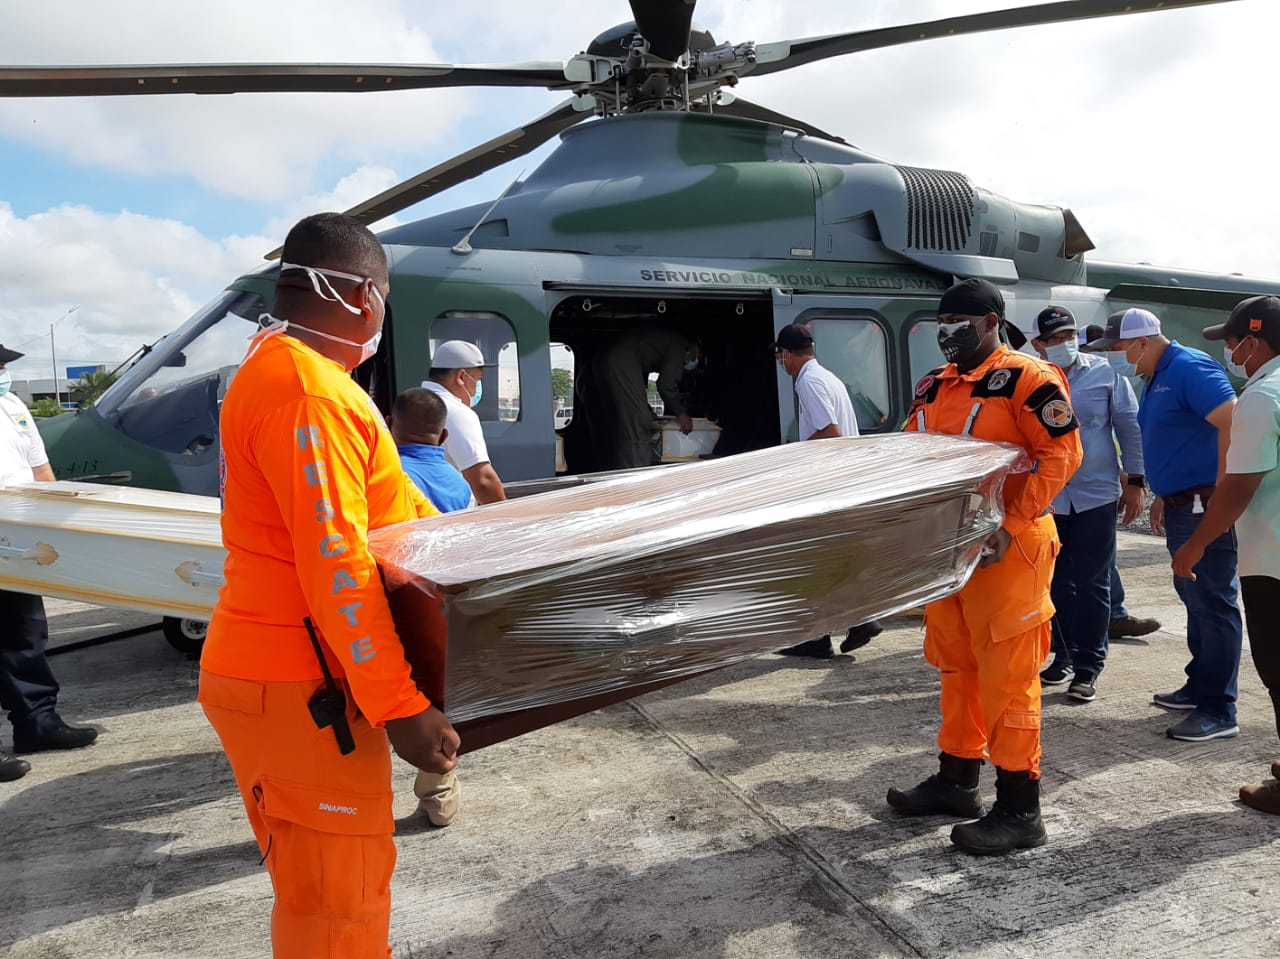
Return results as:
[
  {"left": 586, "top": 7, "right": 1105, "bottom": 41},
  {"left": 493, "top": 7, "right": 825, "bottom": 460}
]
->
[
  {"left": 423, "top": 340, "right": 506, "bottom": 506},
  {"left": 1084, "top": 308, "right": 1241, "bottom": 742}
]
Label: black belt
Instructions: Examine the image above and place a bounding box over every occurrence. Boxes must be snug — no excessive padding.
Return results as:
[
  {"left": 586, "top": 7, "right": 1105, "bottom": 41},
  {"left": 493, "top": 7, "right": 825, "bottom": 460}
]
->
[{"left": 1162, "top": 486, "right": 1215, "bottom": 509}]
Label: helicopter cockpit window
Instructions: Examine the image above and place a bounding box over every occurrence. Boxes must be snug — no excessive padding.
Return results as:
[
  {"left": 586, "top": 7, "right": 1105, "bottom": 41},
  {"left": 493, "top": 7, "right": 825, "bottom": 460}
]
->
[
  {"left": 429, "top": 312, "right": 519, "bottom": 423},
  {"left": 809, "top": 318, "right": 891, "bottom": 432},
  {"left": 96, "top": 288, "right": 267, "bottom": 456}
]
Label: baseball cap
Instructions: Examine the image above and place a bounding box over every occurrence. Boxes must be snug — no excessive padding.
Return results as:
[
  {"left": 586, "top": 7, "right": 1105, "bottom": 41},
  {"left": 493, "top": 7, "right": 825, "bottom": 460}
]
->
[
  {"left": 1081, "top": 308, "right": 1162, "bottom": 351},
  {"left": 0, "top": 343, "right": 24, "bottom": 365},
  {"left": 772, "top": 323, "right": 814, "bottom": 353},
  {"left": 1203, "top": 295, "right": 1280, "bottom": 348},
  {"left": 430, "top": 340, "right": 493, "bottom": 370},
  {"left": 938, "top": 277, "right": 1005, "bottom": 320},
  {"left": 1032, "top": 306, "right": 1078, "bottom": 341},
  {"left": 1081, "top": 324, "right": 1105, "bottom": 346}
]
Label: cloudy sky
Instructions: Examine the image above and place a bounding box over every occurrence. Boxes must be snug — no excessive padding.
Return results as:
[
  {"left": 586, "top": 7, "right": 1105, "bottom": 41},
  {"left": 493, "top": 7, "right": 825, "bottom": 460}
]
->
[{"left": 0, "top": 0, "right": 1273, "bottom": 379}]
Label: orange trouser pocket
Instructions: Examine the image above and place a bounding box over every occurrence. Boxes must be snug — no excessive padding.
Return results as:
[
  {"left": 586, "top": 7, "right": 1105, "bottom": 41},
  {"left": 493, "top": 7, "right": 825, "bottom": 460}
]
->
[
  {"left": 199, "top": 670, "right": 395, "bottom": 959},
  {"left": 255, "top": 777, "right": 395, "bottom": 959}
]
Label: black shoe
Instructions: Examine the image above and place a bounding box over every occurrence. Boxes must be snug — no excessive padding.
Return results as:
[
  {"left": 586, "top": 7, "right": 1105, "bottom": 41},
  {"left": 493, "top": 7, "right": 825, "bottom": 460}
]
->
[
  {"left": 13, "top": 718, "right": 98, "bottom": 754},
  {"left": 1039, "top": 660, "right": 1072, "bottom": 686},
  {"left": 951, "top": 769, "right": 1046, "bottom": 855},
  {"left": 1067, "top": 671, "right": 1097, "bottom": 703},
  {"left": 1109, "top": 615, "right": 1160, "bottom": 639},
  {"left": 839, "top": 621, "right": 884, "bottom": 653},
  {"left": 0, "top": 749, "right": 30, "bottom": 782},
  {"left": 776, "top": 637, "right": 834, "bottom": 659},
  {"left": 887, "top": 753, "right": 984, "bottom": 818}
]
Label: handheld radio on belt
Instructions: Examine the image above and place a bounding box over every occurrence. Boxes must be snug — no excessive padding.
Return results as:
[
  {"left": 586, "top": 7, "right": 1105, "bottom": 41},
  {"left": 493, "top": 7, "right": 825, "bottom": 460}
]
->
[{"left": 303, "top": 617, "right": 356, "bottom": 755}]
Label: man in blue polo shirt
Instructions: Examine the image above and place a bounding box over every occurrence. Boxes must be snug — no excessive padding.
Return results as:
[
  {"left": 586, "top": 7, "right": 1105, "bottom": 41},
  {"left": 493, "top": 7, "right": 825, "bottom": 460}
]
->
[
  {"left": 389, "top": 386, "right": 473, "bottom": 830},
  {"left": 1032, "top": 307, "right": 1145, "bottom": 703},
  {"left": 391, "top": 387, "right": 475, "bottom": 513},
  {"left": 1085, "top": 308, "right": 1241, "bottom": 741}
]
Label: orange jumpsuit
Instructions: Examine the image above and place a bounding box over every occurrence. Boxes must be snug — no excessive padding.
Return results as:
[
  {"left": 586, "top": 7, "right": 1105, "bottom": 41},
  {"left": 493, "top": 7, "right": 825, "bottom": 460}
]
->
[
  {"left": 200, "top": 329, "right": 438, "bottom": 958},
  {"left": 904, "top": 346, "right": 1082, "bottom": 777}
]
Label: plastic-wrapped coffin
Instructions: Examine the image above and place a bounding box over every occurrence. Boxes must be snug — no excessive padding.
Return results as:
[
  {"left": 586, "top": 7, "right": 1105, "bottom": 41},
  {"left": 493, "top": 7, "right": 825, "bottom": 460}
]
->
[
  {"left": 369, "top": 432, "right": 1025, "bottom": 752},
  {"left": 0, "top": 481, "right": 225, "bottom": 619}
]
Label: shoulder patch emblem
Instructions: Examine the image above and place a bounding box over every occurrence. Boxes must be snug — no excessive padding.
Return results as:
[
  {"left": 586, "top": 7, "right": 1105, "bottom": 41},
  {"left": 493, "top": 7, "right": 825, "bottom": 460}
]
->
[
  {"left": 971, "top": 365, "right": 1022, "bottom": 399},
  {"left": 1040, "top": 398, "right": 1074, "bottom": 429},
  {"left": 915, "top": 374, "right": 936, "bottom": 398}
]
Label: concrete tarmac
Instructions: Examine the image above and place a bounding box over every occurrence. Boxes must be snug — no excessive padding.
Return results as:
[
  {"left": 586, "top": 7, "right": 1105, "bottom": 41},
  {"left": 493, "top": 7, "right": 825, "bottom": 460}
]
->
[{"left": 4, "top": 530, "right": 1279, "bottom": 958}]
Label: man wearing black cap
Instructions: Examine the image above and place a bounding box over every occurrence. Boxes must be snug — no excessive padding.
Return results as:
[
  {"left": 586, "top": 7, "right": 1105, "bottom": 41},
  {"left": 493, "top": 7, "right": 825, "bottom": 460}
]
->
[
  {"left": 890, "top": 278, "right": 1082, "bottom": 855},
  {"left": 0, "top": 343, "right": 98, "bottom": 782},
  {"left": 1173, "top": 295, "right": 1280, "bottom": 813},
  {"left": 1029, "top": 306, "right": 1144, "bottom": 702},
  {"left": 1083, "top": 307, "right": 1242, "bottom": 743},
  {"left": 771, "top": 323, "right": 882, "bottom": 659}
]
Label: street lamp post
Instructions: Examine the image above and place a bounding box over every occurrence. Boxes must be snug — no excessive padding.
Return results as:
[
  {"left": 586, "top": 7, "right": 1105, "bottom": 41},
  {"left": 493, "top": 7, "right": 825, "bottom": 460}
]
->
[{"left": 50, "top": 305, "right": 79, "bottom": 407}]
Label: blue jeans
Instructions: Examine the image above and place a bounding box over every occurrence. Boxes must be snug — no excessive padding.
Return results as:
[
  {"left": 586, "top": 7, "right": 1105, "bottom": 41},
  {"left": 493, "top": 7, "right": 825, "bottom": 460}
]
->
[
  {"left": 1110, "top": 561, "right": 1128, "bottom": 619},
  {"left": 1163, "top": 503, "right": 1242, "bottom": 723},
  {"left": 1049, "top": 502, "right": 1115, "bottom": 676}
]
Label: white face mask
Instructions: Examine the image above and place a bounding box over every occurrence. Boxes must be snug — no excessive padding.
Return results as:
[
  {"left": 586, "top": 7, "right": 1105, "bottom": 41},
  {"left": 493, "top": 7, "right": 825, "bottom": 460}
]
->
[
  {"left": 270, "top": 261, "right": 386, "bottom": 368},
  {"left": 248, "top": 314, "right": 382, "bottom": 368},
  {"left": 1044, "top": 339, "right": 1079, "bottom": 369},
  {"left": 1225, "top": 339, "right": 1255, "bottom": 379},
  {"left": 0, "top": 370, "right": 10, "bottom": 398},
  {"left": 280, "top": 261, "right": 384, "bottom": 316}
]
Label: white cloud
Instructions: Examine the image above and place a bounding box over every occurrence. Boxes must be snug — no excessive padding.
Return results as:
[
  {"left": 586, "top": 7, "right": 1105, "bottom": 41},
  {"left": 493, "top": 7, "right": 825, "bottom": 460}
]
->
[
  {"left": 0, "top": 0, "right": 478, "bottom": 201},
  {"left": 0, "top": 203, "right": 258, "bottom": 377}
]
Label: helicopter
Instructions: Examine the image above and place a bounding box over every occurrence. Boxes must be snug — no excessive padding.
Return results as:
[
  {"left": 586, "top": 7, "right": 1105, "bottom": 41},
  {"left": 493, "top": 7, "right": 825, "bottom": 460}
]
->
[{"left": 4, "top": 0, "right": 1277, "bottom": 505}]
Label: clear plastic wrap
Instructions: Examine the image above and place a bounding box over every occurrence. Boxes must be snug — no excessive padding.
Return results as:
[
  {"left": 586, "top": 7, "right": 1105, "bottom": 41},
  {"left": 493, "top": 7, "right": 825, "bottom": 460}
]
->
[
  {"left": 0, "top": 481, "right": 225, "bottom": 619},
  {"left": 369, "top": 433, "right": 1026, "bottom": 746}
]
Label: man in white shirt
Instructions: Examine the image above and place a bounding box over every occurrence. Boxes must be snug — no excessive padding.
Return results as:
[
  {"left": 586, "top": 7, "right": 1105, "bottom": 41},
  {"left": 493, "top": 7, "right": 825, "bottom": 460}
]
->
[
  {"left": 422, "top": 340, "right": 506, "bottom": 505},
  {"left": 0, "top": 343, "right": 98, "bottom": 782},
  {"left": 772, "top": 323, "right": 882, "bottom": 659},
  {"left": 1175, "top": 297, "right": 1280, "bottom": 813}
]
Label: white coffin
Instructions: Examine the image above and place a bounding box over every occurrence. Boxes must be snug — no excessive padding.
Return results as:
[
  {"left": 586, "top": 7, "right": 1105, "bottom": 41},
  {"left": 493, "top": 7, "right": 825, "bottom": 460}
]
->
[{"left": 0, "top": 482, "right": 224, "bottom": 620}]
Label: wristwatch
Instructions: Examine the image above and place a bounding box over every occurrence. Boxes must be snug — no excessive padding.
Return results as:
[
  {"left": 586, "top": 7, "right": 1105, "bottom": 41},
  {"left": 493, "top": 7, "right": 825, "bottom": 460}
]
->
[{"left": 1126, "top": 474, "right": 1146, "bottom": 489}]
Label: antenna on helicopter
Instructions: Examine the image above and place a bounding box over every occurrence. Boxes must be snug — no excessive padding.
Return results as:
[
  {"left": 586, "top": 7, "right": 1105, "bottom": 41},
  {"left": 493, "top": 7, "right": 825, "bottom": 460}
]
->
[{"left": 452, "top": 170, "right": 525, "bottom": 255}]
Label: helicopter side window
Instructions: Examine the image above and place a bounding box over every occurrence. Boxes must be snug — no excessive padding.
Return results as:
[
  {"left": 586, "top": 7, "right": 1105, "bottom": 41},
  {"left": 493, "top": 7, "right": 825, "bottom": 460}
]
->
[
  {"left": 550, "top": 342, "right": 574, "bottom": 429},
  {"left": 809, "top": 319, "right": 892, "bottom": 432},
  {"left": 429, "top": 312, "right": 520, "bottom": 423},
  {"left": 98, "top": 289, "right": 267, "bottom": 456},
  {"left": 907, "top": 318, "right": 947, "bottom": 389}
]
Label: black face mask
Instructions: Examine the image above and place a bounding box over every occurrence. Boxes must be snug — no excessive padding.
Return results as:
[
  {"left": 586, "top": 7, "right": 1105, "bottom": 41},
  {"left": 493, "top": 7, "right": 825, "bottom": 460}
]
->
[{"left": 937, "top": 320, "right": 982, "bottom": 364}]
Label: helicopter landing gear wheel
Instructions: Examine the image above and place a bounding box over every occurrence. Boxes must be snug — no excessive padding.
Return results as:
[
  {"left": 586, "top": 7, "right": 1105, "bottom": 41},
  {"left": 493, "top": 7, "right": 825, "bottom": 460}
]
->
[{"left": 162, "top": 616, "right": 208, "bottom": 656}]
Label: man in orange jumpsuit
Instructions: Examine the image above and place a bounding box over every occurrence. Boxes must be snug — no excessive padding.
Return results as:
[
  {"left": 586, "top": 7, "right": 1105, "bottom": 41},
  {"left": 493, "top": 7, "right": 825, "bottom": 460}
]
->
[
  {"left": 889, "top": 278, "right": 1082, "bottom": 855},
  {"left": 200, "top": 212, "right": 459, "bottom": 957}
]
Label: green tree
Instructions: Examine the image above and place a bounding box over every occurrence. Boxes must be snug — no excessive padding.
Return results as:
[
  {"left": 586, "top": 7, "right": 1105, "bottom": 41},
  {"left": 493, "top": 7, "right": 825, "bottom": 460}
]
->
[
  {"left": 71, "top": 370, "right": 119, "bottom": 409},
  {"left": 551, "top": 367, "right": 573, "bottom": 400},
  {"left": 30, "top": 397, "right": 66, "bottom": 418}
]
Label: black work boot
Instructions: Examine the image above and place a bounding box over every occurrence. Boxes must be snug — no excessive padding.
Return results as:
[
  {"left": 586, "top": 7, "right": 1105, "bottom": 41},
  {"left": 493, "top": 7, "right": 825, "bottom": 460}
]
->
[
  {"left": 776, "top": 637, "right": 834, "bottom": 659},
  {"left": 951, "top": 767, "right": 1047, "bottom": 855},
  {"left": 887, "top": 752, "right": 984, "bottom": 818}
]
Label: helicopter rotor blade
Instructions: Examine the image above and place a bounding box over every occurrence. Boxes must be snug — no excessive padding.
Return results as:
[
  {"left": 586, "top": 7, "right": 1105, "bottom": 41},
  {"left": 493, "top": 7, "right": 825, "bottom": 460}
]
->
[
  {"left": 709, "top": 97, "right": 847, "bottom": 145},
  {"left": 751, "top": 0, "right": 1242, "bottom": 77},
  {"left": 0, "top": 61, "right": 573, "bottom": 98},
  {"left": 263, "top": 96, "right": 595, "bottom": 258},
  {"left": 628, "top": 0, "right": 698, "bottom": 61}
]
